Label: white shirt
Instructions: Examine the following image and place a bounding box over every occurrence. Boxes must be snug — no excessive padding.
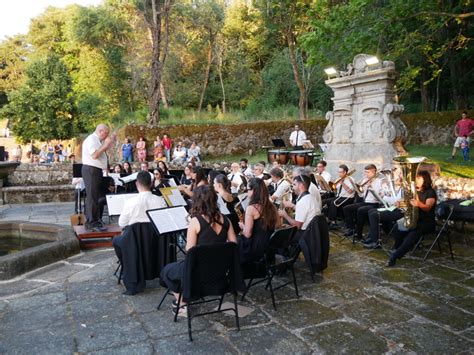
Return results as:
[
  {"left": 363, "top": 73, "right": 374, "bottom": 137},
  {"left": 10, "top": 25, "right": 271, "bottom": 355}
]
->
[
  {"left": 241, "top": 166, "right": 252, "bottom": 177},
  {"left": 228, "top": 172, "right": 244, "bottom": 194},
  {"left": 363, "top": 178, "right": 383, "bottom": 204},
  {"left": 118, "top": 191, "right": 167, "bottom": 227},
  {"left": 337, "top": 176, "right": 356, "bottom": 198},
  {"left": 316, "top": 171, "right": 331, "bottom": 183},
  {"left": 295, "top": 193, "right": 320, "bottom": 230},
  {"left": 82, "top": 132, "right": 107, "bottom": 170},
  {"left": 271, "top": 179, "right": 292, "bottom": 205},
  {"left": 308, "top": 183, "right": 322, "bottom": 211},
  {"left": 173, "top": 148, "right": 186, "bottom": 159},
  {"left": 289, "top": 130, "right": 307, "bottom": 147}
]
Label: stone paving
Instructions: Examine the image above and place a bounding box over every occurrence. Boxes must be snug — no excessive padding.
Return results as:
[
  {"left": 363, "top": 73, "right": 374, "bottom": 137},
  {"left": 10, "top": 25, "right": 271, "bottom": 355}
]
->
[{"left": 0, "top": 203, "right": 473, "bottom": 354}]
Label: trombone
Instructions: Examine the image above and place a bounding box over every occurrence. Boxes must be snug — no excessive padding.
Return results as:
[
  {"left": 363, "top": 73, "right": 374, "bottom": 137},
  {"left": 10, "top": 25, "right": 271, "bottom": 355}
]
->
[
  {"left": 328, "top": 169, "right": 355, "bottom": 192},
  {"left": 332, "top": 170, "right": 356, "bottom": 207}
]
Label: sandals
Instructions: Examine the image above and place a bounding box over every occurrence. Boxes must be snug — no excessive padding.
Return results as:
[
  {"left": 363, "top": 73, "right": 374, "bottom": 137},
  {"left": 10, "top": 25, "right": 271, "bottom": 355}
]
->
[{"left": 172, "top": 305, "right": 188, "bottom": 317}]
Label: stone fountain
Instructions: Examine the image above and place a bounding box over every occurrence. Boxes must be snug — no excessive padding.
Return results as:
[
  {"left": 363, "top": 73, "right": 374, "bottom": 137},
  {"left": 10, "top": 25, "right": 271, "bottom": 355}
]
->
[{"left": 323, "top": 54, "right": 407, "bottom": 178}]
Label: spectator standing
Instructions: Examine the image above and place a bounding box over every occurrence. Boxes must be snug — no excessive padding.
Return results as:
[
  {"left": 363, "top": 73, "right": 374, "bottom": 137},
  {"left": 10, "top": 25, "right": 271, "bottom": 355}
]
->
[
  {"left": 460, "top": 136, "right": 470, "bottom": 162},
  {"left": 451, "top": 111, "right": 474, "bottom": 160},
  {"left": 46, "top": 142, "right": 54, "bottom": 163},
  {"left": 12, "top": 145, "right": 22, "bottom": 162},
  {"left": 153, "top": 135, "right": 163, "bottom": 161},
  {"left": 136, "top": 137, "right": 146, "bottom": 162},
  {"left": 121, "top": 138, "right": 134, "bottom": 162},
  {"left": 162, "top": 133, "right": 172, "bottom": 162}
]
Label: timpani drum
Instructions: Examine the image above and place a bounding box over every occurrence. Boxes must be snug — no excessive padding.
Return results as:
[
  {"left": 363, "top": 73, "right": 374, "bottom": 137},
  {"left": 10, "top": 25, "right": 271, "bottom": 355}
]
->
[
  {"left": 267, "top": 149, "right": 290, "bottom": 164},
  {"left": 289, "top": 150, "right": 313, "bottom": 166}
]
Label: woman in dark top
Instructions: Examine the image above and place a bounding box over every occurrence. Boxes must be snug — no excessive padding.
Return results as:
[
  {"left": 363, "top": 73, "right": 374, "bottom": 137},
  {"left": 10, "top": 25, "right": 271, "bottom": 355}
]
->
[
  {"left": 178, "top": 166, "right": 207, "bottom": 198},
  {"left": 160, "top": 185, "right": 237, "bottom": 316},
  {"left": 122, "top": 162, "right": 133, "bottom": 175},
  {"left": 387, "top": 170, "right": 437, "bottom": 267},
  {"left": 158, "top": 161, "right": 169, "bottom": 176},
  {"left": 180, "top": 165, "right": 194, "bottom": 186},
  {"left": 238, "top": 178, "right": 280, "bottom": 264},
  {"left": 214, "top": 174, "right": 241, "bottom": 234},
  {"left": 151, "top": 168, "right": 170, "bottom": 196}
]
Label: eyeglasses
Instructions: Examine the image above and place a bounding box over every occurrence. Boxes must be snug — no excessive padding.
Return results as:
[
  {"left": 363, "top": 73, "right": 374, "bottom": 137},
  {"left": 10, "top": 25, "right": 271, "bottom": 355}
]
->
[{"left": 154, "top": 173, "right": 160, "bottom": 175}]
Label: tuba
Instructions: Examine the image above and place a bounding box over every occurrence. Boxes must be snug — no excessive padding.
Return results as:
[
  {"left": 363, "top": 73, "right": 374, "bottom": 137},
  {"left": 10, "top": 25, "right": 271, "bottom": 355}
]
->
[{"left": 393, "top": 156, "right": 426, "bottom": 229}]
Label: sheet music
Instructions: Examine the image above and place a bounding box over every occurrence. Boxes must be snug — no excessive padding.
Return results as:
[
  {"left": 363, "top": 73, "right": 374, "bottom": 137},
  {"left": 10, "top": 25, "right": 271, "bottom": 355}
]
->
[
  {"left": 119, "top": 172, "right": 138, "bottom": 184},
  {"left": 109, "top": 173, "right": 123, "bottom": 186},
  {"left": 217, "top": 195, "right": 231, "bottom": 215},
  {"left": 147, "top": 207, "right": 189, "bottom": 234},
  {"left": 161, "top": 187, "right": 187, "bottom": 207},
  {"left": 106, "top": 193, "right": 138, "bottom": 215},
  {"left": 168, "top": 179, "right": 177, "bottom": 187}
]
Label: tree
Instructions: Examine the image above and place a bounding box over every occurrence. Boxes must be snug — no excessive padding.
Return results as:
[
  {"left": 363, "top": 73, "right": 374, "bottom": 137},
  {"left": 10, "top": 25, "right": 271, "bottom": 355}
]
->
[
  {"left": 134, "top": 0, "right": 173, "bottom": 126},
  {"left": 1, "top": 55, "right": 75, "bottom": 143}
]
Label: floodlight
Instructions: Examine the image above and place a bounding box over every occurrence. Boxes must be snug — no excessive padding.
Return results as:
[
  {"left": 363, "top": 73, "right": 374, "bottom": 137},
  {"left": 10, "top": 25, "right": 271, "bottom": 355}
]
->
[
  {"left": 324, "top": 67, "right": 337, "bottom": 76},
  {"left": 365, "top": 56, "right": 379, "bottom": 66}
]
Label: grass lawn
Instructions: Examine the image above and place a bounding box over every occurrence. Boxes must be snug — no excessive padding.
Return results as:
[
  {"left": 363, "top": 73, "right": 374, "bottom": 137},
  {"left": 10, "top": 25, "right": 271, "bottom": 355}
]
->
[{"left": 206, "top": 145, "right": 473, "bottom": 179}]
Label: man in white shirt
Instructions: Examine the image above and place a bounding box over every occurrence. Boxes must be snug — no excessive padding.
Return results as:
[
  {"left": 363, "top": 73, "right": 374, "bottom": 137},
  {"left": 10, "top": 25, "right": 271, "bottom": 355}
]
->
[
  {"left": 82, "top": 124, "right": 116, "bottom": 231},
  {"left": 279, "top": 174, "right": 319, "bottom": 241},
  {"left": 269, "top": 168, "right": 292, "bottom": 205},
  {"left": 228, "top": 162, "right": 245, "bottom": 195},
  {"left": 292, "top": 167, "right": 322, "bottom": 212},
  {"left": 252, "top": 163, "right": 266, "bottom": 180},
  {"left": 118, "top": 171, "right": 167, "bottom": 227},
  {"left": 315, "top": 160, "right": 332, "bottom": 185},
  {"left": 240, "top": 158, "right": 252, "bottom": 177},
  {"left": 343, "top": 164, "right": 383, "bottom": 240},
  {"left": 289, "top": 124, "right": 307, "bottom": 150}
]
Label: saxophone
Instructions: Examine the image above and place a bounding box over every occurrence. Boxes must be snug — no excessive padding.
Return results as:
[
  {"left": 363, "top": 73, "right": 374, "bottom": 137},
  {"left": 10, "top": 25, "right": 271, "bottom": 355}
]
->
[
  {"left": 393, "top": 156, "right": 426, "bottom": 229},
  {"left": 234, "top": 196, "right": 247, "bottom": 222}
]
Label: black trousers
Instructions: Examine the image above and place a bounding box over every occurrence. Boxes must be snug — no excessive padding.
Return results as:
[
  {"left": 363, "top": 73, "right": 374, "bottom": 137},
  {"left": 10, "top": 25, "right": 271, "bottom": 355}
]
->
[
  {"left": 367, "top": 208, "right": 404, "bottom": 243},
  {"left": 325, "top": 197, "right": 354, "bottom": 222},
  {"left": 344, "top": 202, "right": 379, "bottom": 237},
  {"left": 82, "top": 165, "right": 103, "bottom": 226},
  {"left": 392, "top": 222, "right": 435, "bottom": 259}
]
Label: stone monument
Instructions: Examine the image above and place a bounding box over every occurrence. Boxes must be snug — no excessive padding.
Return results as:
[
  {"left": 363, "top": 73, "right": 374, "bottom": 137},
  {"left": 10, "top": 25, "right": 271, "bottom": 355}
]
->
[{"left": 323, "top": 54, "right": 407, "bottom": 178}]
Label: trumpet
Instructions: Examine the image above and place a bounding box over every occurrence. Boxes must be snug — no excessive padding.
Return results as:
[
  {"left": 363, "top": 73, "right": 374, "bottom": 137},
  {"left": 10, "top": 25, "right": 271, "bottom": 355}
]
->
[{"left": 329, "top": 169, "right": 356, "bottom": 192}]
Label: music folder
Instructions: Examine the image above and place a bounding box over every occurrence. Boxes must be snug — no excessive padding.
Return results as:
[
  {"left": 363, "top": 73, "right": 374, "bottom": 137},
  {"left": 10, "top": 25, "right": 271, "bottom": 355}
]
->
[
  {"left": 73, "top": 163, "right": 83, "bottom": 178},
  {"left": 160, "top": 187, "right": 187, "bottom": 207},
  {"left": 147, "top": 206, "right": 190, "bottom": 234}
]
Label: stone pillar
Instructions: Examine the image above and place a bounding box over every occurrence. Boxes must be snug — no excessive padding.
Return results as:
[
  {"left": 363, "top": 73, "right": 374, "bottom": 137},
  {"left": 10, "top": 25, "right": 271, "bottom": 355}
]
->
[{"left": 323, "top": 54, "right": 407, "bottom": 179}]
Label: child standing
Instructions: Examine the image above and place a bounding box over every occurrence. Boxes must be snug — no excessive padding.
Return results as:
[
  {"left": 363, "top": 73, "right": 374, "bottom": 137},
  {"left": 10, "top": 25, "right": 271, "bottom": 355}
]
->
[{"left": 460, "top": 135, "right": 470, "bottom": 162}]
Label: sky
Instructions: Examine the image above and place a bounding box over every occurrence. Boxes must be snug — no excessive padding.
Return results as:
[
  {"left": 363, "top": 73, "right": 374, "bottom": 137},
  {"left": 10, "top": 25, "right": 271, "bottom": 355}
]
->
[{"left": 0, "top": 0, "right": 103, "bottom": 41}]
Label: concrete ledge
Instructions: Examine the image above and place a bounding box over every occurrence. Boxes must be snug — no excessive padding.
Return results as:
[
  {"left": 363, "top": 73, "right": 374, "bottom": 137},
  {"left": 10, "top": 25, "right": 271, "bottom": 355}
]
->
[
  {"left": 0, "top": 221, "right": 80, "bottom": 280},
  {"left": 0, "top": 184, "right": 75, "bottom": 204}
]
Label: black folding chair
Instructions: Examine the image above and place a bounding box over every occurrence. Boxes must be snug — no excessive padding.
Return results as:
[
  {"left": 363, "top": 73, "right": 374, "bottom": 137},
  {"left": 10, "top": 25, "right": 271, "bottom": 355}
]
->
[
  {"left": 240, "top": 226, "right": 299, "bottom": 310},
  {"left": 422, "top": 203, "right": 455, "bottom": 261},
  {"left": 158, "top": 243, "right": 244, "bottom": 341}
]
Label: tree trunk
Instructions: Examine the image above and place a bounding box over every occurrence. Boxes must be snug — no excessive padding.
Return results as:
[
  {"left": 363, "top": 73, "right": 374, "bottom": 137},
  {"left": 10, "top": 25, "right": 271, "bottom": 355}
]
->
[
  {"left": 197, "top": 34, "right": 213, "bottom": 113},
  {"left": 144, "top": 0, "right": 172, "bottom": 126},
  {"left": 160, "top": 82, "right": 169, "bottom": 109},
  {"left": 286, "top": 31, "right": 307, "bottom": 120},
  {"left": 420, "top": 73, "right": 430, "bottom": 112}
]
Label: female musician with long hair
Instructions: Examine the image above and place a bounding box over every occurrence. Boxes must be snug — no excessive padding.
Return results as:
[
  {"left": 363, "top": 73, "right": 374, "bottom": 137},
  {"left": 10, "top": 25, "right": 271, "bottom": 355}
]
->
[
  {"left": 238, "top": 178, "right": 280, "bottom": 264},
  {"left": 158, "top": 161, "right": 169, "bottom": 176},
  {"left": 178, "top": 166, "right": 207, "bottom": 198},
  {"left": 160, "top": 185, "right": 237, "bottom": 315},
  {"left": 387, "top": 170, "right": 437, "bottom": 267},
  {"left": 214, "top": 174, "right": 241, "bottom": 234},
  {"left": 151, "top": 168, "right": 170, "bottom": 196}
]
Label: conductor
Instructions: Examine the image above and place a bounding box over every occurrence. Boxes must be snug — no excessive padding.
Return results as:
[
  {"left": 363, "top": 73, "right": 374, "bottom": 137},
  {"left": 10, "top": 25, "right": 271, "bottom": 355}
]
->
[{"left": 82, "top": 124, "right": 116, "bottom": 231}]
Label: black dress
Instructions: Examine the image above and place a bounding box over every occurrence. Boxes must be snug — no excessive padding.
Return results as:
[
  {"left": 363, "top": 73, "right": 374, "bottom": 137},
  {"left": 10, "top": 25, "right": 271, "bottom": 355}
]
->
[
  {"left": 239, "top": 217, "right": 273, "bottom": 264},
  {"left": 151, "top": 179, "right": 171, "bottom": 196},
  {"left": 219, "top": 194, "right": 241, "bottom": 234},
  {"left": 161, "top": 215, "right": 230, "bottom": 292}
]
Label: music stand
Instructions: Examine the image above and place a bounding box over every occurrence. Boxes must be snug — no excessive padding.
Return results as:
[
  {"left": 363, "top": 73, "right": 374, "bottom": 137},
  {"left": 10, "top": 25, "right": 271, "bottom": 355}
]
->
[
  {"left": 73, "top": 163, "right": 83, "bottom": 178},
  {"left": 147, "top": 206, "right": 190, "bottom": 255},
  {"left": 272, "top": 138, "right": 286, "bottom": 148}
]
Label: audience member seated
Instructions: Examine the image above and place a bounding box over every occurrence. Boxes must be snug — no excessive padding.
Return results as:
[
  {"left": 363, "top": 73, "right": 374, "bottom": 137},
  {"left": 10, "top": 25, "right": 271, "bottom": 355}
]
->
[
  {"left": 113, "top": 171, "right": 167, "bottom": 295},
  {"left": 186, "top": 142, "right": 201, "bottom": 163},
  {"left": 151, "top": 168, "right": 171, "bottom": 196},
  {"left": 171, "top": 142, "right": 187, "bottom": 165},
  {"left": 387, "top": 170, "right": 436, "bottom": 267},
  {"left": 238, "top": 178, "right": 280, "bottom": 264},
  {"left": 279, "top": 175, "right": 320, "bottom": 243},
  {"left": 160, "top": 185, "right": 237, "bottom": 314},
  {"left": 213, "top": 174, "right": 241, "bottom": 234}
]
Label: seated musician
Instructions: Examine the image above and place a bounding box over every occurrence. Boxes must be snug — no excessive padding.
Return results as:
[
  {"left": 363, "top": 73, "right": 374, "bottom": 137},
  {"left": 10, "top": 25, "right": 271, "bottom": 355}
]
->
[
  {"left": 213, "top": 174, "right": 241, "bottom": 234},
  {"left": 151, "top": 168, "right": 171, "bottom": 196},
  {"left": 140, "top": 161, "right": 155, "bottom": 181},
  {"left": 227, "top": 162, "right": 246, "bottom": 195},
  {"left": 252, "top": 163, "right": 266, "bottom": 180},
  {"left": 315, "top": 160, "right": 332, "bottom": 184},
  {"left": 362, "top": 172, "right": 404, "bottom": 249},
  {"left": 178, "top": 166, "right": 207, "bottom": 198},
  {"left": 180, "top": 165, "right": 194, "bottom": 186},
  {"left": 387, "top": 170, "right": 436, "bottom": 267},
  {"left": 293, "top": 167, "right": 322, "bottom": 211},
  {"left": 160, "top": 185, "right": 237, "bottom": 314},
  {"left": 239, "top": 158, "right": 252, "bottom": 177},
  {"left": 269, "top": 168, "right": 291, "bottom": 205},
  {"left": 343, "top": 164, "right": 383, "bottom": 239},
  {"left": 289, "top": 124, "right": 306, "bottom": 150},
  {"left": 238, "top": 178, "right": 280, "bottom": 264},
  {"left": 278, "top": 175, "right": 320, "bottom": 242},
  {"left": 325, "top": 164, "right": 356, "bottom": 229},
  {"left": 157, "top": 161, "right": 169, "bottom": 176}
]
